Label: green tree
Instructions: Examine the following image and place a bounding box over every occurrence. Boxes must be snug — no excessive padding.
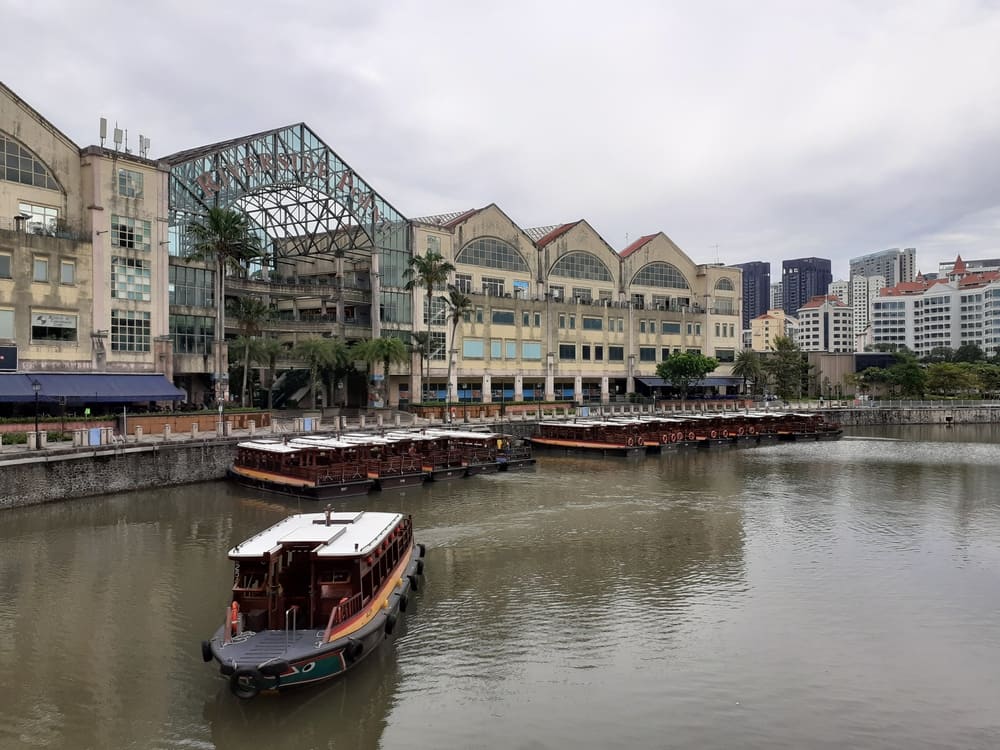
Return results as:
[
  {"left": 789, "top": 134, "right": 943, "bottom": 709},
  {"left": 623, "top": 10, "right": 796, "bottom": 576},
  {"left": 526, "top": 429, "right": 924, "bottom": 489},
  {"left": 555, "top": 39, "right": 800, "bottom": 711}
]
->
[
  {"left": 732, "top": 350, "right": 764, "bottom": 396},
  {"left": 293, "top": 337, "right": 336, "bottom": 409},
  {"left": 185, "top": 207, "right": 264, "bottom": 401},
  {"left": 352, "top": 336, "right": 410, "bottom": 406},
  {"left": 409, "top": 331, "right": 432, "bottom": 402},
  {"left": 228, "top": 295, "right": 271, "bottom": 406},
  {"left": 972, "top": 362, "right": 1000, "bottom": 396},
  {"left": 761, "top": 336, "right": 808, "bottom": 400},
  {"left": 925, "top": 362, "right": 977, "bottom": 396},
  {"left": 655, "top": 351, "right": 719, "bottom": 400},
  {"left": 444, "top": 287, "right": 473, "bottom": 409},
  {"left": 888, "top": 353, "right": 926, "bottom": 398},
  {"left": 319, "top": 339, "right": 353, "bottom": 407},
  {"left": 403, "top": 249, "right": 455, "bottom": 334},
  {"left": 921, "top": 346, "right": 954, "bottom": 364},
  {"left": 252, "top": 337, "right": 285, "bottom": 410},
  {"left": 953, "top": 343, "right": 985, "bottom": 363}
]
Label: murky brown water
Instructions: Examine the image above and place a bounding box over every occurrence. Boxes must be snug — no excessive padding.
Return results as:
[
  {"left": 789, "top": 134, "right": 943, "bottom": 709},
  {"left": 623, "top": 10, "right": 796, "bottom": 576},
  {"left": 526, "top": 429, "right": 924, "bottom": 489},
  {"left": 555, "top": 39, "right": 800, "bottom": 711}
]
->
[{"left": 1, "top": 425, "right": 999, "bottom": 749}]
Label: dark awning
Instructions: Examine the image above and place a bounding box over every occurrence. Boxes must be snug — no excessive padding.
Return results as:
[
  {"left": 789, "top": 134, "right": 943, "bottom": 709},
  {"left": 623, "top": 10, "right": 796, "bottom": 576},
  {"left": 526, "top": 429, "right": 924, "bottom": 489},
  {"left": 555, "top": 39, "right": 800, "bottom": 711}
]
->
[{"left": 0, "top": 373, "right": 185, "bottom": 403}]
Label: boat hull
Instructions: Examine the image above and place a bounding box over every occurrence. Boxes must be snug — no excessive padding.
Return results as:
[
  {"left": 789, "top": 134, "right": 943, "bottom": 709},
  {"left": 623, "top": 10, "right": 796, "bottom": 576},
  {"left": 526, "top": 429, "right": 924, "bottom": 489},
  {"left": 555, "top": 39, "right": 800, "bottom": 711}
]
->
[{"left": 227, "top": 467, "right": 374, "bottom": 500}]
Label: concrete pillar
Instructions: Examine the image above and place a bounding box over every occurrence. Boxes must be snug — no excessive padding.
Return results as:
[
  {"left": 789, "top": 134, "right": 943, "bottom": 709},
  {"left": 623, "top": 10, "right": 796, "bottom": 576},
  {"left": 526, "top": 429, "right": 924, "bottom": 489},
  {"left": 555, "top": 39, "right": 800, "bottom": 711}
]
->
[
  {"left": 377, "top": 413, "right": 384, "bottom": 427},
  {"left": 574, "top": 375, "right": 583, "bottom": 404},
  {"left": 359, "top": 415, "right": 366, "bottom": 429},
  {"left": 394, "top": 414, "right": 401, "bottom": 426},
  {"left": 340, "top": 416, "right": 347, "bottom": 431},
  {"left": 27, "top": 432, "right": 37, "bottom": 450},
  {"left": 191, "top": 424, "right": 199, "bottom": 439},
  {"left": 601, "top": 376, "right": 609, "bottom": 404},
  {"left": 216, "top": 421, "right": 225, "bottom": 437},
  {"left": 135, "top": 425, "right": 143, "bottom": 442},
  {"left": 248, "top": 420, "right": 256, "bottom": 436},
  {"left": 482, "top": 373, "right": 492, "bottom": 404},
  {"left": 163, "top": 424, "right": 172, "bottom": 440},
  {"left": 514, "top": 374, "right": 523, "bottom": 402}
]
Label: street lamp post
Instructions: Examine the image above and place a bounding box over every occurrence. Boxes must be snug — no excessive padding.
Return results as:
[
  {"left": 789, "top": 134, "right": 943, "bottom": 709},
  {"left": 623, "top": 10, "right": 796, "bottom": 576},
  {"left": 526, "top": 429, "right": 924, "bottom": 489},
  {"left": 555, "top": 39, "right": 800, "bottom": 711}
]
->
[{"left": 31, "top": 380, "right": 41, "bottom": 450}]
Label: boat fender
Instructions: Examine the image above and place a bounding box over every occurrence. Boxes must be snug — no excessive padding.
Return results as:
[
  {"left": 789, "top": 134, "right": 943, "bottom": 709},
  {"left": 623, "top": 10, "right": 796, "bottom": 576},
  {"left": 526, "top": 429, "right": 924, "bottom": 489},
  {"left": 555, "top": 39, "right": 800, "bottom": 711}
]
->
[
  {"left": 345, "top": 639, "right": 364, "bottom": 662},
  {"left": 219, "top": 663, "right": 236, "bottom": 677},
  {"left": 417, "top": 543, "right": 427, "bottom": 557},
  {"left": 384, "top": 612, "right": 398, "bottom": 636},
  {"left": 259, "top": 660, "right": 289, "bottom": 678},
  {"left": 408, "top": 574, "right": 420, "bottom": 592},
  {"left": 201, "top": 640, "right": 213, "bottom": 663},
  {"left": 230, "top": 668, "right": 262, "bottom": 700},
  {"left": 415, "top": 559, "right": 425, "bottom": 575},
  {"left": 399, "top": 593, "right": 409, "bottom": 613}
]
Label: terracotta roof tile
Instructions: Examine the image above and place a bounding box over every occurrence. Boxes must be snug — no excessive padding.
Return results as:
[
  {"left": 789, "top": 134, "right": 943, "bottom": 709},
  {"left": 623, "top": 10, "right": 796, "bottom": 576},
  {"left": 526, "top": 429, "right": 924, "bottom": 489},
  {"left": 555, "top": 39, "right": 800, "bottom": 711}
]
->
[{"left": 620, "top": 234, "right": 657, "bottom": 257}]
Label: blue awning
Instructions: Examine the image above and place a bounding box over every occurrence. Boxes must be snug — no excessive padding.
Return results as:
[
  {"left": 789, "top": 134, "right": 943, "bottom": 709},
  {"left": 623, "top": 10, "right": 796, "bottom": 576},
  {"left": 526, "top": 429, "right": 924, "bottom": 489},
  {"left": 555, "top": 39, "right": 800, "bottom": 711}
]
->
[
  {"left": 635, "top": 376, "right": 742, "bottom": 388},
  {"left": 0, "top": 373, "right": 185, "bottom": 403}
]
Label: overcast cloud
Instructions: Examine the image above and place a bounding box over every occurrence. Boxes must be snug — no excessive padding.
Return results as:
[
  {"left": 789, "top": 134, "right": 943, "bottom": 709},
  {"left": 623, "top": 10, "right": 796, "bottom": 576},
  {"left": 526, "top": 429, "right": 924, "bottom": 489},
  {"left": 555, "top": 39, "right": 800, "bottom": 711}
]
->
[{"left": 4, "top": 0, "right": 999, "bottom": 278}]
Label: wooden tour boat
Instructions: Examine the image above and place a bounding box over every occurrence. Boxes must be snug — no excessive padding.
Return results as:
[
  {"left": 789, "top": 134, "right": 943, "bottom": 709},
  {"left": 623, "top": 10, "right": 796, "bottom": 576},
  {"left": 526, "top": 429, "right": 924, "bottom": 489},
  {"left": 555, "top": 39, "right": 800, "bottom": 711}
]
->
[{"left": 202, "top": 509, "right": 426, "bottom": 699}]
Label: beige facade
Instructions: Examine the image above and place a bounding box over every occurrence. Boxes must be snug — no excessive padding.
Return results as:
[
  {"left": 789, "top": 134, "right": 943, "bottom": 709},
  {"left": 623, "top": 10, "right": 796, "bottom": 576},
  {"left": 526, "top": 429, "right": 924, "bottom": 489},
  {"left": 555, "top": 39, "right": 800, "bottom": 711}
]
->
[
  {"left": 1, "top": 81, "right": 172, "bottom": 376},
  {"left": 407, "top": 208, "right": 742, "bottom": 404},
  {"left": 750, "top": 308, "right": 797, "bottom": 352}
]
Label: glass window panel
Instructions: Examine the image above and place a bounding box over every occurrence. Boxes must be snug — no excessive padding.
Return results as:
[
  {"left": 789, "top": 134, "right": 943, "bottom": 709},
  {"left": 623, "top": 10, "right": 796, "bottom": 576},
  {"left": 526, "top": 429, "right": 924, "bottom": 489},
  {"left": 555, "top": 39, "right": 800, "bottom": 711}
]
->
[
  {"left": 550, "top": 251, "right": 612, "bottom": 281},
  {"left": 522, "top": 342, "right": 542, "bottom": 360},
  {"left": 632, "top": 262, "right": 690, "bottom": 289},
  {"left": 456, "top": 237, "right": 529, "bottom": 272},
  {"left": 462, "top": 339, "right": 484, "bottom": 358}
]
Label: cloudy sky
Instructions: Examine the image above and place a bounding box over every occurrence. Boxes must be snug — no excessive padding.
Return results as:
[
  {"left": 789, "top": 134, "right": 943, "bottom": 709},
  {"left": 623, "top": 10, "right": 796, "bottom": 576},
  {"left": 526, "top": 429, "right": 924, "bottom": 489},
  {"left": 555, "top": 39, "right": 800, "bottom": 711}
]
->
[{"left": 5, "top": 0, "right": 999, "bottom": 278}]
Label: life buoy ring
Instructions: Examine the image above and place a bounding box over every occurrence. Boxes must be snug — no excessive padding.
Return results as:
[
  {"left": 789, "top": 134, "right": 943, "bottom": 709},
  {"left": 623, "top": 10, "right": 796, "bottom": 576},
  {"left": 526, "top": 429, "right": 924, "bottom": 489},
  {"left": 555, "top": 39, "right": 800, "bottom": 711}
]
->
[
  {"left": 748, "top": 426, "right": 756, "bottom": 435},
  {"left": 738, "top": 427, "right": 745, "bottom": 436},
  {"left": 661, "top": 433, "right": 670, "bottom": 444},
  {"left": 626, "top": 437, "right": 634, "bottom": 446},
  {"left": 670, "top": 432, "right": 679, "bottom": 443},
  {"left": 687, "top": 432, "right": 695, "bottom": 441},
  {"left": 230, "top": 668, "right": 262, "bottom": 700},
  {"left": 229, "top": 602, "right": 240, "bottom": 636},
  {"left": 710, "top": 430, "right": 718, "bottom": 439},
  {"left": 722, "top": 430, "right": 730, "bottom": 439}
]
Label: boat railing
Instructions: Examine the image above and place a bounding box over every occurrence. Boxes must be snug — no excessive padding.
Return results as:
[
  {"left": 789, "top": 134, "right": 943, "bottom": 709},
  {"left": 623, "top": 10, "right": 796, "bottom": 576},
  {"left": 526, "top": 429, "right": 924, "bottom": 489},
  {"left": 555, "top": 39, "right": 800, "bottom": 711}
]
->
[
  {"left": 285, "top": 605, "right": 299, "bottom": 649},
  {"left": 321, "top": 591, "right": 365, "bottom": 642},
  {"left": 372, "top": 456, "right": 421, "bottom": 476},
  {"left": 315, "top": 464, "right": 368, "bottom": 484}
]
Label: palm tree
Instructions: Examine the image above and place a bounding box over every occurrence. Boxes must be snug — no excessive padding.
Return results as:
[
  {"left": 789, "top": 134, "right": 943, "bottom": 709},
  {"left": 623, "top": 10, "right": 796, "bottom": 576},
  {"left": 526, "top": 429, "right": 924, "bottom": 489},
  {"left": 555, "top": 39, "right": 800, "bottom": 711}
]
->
[
  {"left": 228, "top": 295, "right": 271, "bottom": 406},
  {"left": 320, "top": 339, "right": 353, "bottom": 408},
  {"left": 444, "top": 286, "right": 473, "bottom": 411},
  {"left": 403, "top": 249, "right": 455, "bottom": 335},
  {"left": 409, "top": 331, "right": 432, "bottom": 402},
  {"left": 732, "top": 349, "right": 764, "bottom": 398},
  {"left": 185, "top": 207, "right": 264, "bottom": 401},
  {"left": 252, "top": 337, "right": 285, "bottom": 410},
  {"left": 293, "top": 338, "right": 335, "bottom": 409},
  {"left": 351, "top": 338, "right": 408, "bottom": 406}
]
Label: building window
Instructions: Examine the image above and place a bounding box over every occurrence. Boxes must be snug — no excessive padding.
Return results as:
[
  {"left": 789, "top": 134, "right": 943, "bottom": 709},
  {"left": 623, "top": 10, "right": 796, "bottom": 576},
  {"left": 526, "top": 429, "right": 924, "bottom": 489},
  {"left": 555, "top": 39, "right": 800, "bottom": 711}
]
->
[
  {"left": 631, "top": 293, "right": 645, "bottom": 309},
  {"left": 454, "top": 273, "right": 473, "bottom": 294},
  {"left": 2, "top": 134, "right": 60, "bottom": 190},
  {"left": 549, "top": 285, "right": 564, "bottom": 300},
  {"left": 430, "top": 331, "right": 446, "bottom": 360},
  {"left": 572, "top": 287, "right": 592, "bottom": 303},
  {"left": 170, "top": 314, "right": 214, "bottom": 354},
  {"left": 425, "top": 297, "right": 446, "bottom": 325},
  {"left": 111, "top": 310, "right": 151, "bottom": 352},
  {"left": 491, "top": 309, "right": 515, "bottom": 325},
  {"left": 475, "top": 307, "right": 484, "bottom": 324},
  {"left": 618, "top": 318, "right": 624, "bottom": 332},
  {"left": 522, "top": 341, "right": 542, "bottom": 360},
  {"left": 169, "top": 265, "right": 214, "bottom": 307},
  {"left": 462, "top": 339, "right": 484, "bottom": 358},
  {"left": 111, "top": 215, "right": 152, "bottom": 251},
  {"left": 60, "top": 260, "right": 75, "bottom": 285},
  {"left": 582, "top": 316, "right": 602, "bottom": 331},
  {"left": 456, "top": 237, "right": 529, "bottom": 272},
  {"left": 715, "top": 349, "right": 735, "bottom": 363},
  {"left": 640, "top": 320, "right": 646, "bottom": 334},
  {"left": 534, "top": 312, "right": 541, "bottom": 327},
  {"left": 112, "top": 257, "right": 151, "bottom": 301},
  {"left": 715, "top": 278, "right": 734, "bottom": 291},
  {"left": 491, "top": 339, "right": 502, "bottom": 358},
  {"left": 0, "top": 309, "right": 14, "bottom": 339},
  {"left": 33, "top": 257, "right": 49, "bottom": 282},
  {"left": 19, "top": 202, "right": 60, "bottom": 233},
  {"left": 481, "top": 277, "right": 505, "bottom": 296},
  {"left": 522, "top": 311, "right": 530, "bottom": 326},
  {"left": 569, "top": 315, "right": 575, "bottom": 330},
  {"left": 581, "top": 345, "right": 591, "bottom": 360},
  {"left": 639, "top": 347, "right": 657, "bottom": 362},
  {"left": 594, "top": 345, "right": 603, "bottom": 361},
  {"left": 632, "top": 262, "right": 690, "bottom": 289},
  {"left": 0, "top": 252, "right": 11, "bottom": 279},
  {"left": 609, "top": 346, "right": 624, "bottom": 362},
  {"left": 550, "top": 251, "right": 613, "bottom": 281},
  {"left": 662, "top": 321, "right": 680, "bottom": 334},
  {"left": 118, "top": 168, "right": 144, "bottom": 198},
  {"left": 505, "top": 340, "right": 517, "bottom": 359},
  {"left": 559, "top": 343, "right": 576, "bottom": 360},
  {"left": 31, "top": 311, "right": 77, "bottom": 342},
  {"left": 559, "top": 313, "right": 566, "bottom": 329}
]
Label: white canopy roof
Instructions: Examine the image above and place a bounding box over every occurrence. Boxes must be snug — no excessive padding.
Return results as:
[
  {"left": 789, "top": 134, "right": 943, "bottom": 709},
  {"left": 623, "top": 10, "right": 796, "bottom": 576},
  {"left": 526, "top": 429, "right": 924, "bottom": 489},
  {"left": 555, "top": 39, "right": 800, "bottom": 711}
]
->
[{"left": 229, "top": 511, "right": 403, "bottom": 560}]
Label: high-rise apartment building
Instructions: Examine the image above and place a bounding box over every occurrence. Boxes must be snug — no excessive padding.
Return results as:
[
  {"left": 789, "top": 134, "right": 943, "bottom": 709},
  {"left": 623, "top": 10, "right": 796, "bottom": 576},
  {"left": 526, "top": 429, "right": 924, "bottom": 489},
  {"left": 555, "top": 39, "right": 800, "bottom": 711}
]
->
[
  {"left": 850, "top": 247, "right": 915, "bottom": 288},
  {"left": 731, "top": 261, "right": 770, "bottom": 331},
  {"left": 796, "top": 295, "right": 853, "bottom": 353},
  {"left": 782, "top": 258, "right": 832, "bottom": 317},
  {"left": 770, "top": 282, "right": 783, "bottom": 311}
]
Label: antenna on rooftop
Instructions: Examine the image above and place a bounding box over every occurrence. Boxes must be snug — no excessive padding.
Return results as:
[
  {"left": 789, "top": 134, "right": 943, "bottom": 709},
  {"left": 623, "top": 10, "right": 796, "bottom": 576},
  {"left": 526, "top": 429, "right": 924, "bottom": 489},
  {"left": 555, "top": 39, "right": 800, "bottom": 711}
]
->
[
  {"left": 139, "top": 135, "right": 151, "bottom": 158},
  {"left": 99, "top": 117, "right": 107, "bottom": 147},
  {"left": 113, "top": 124, "right": 123, "bottom": 151}
]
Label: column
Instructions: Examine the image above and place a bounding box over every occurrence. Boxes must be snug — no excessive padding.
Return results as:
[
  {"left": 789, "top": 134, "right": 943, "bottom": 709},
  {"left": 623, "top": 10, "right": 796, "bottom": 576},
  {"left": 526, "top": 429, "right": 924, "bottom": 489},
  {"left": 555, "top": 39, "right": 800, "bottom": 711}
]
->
[
  {"left": 600, "top": 376, "right": 609, "bottom": 404},
  {"left": 574, "top": 375, "right": 583, "bottom": 404},
  {"left": 514, "top": 373, "right": 524, "bottom": 402},
  {"left": 482, "top": 373, "right": 492, "bottom": 404}
]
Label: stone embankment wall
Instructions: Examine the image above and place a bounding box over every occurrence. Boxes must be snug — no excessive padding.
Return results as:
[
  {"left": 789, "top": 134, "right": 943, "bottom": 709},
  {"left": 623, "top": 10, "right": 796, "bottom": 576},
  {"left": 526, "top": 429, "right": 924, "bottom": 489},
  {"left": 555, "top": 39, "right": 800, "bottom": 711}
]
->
[
  {"left": 0, "top": 439, "right": 239, "bottom": 510},
  {"left": 829, "top": 407, "right": 1000, "bottom": 426}
]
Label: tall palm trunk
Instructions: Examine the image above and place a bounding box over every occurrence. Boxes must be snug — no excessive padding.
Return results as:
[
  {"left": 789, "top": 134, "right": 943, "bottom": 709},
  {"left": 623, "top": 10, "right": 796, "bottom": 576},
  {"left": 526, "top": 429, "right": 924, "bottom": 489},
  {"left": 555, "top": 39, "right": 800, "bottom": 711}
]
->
[
  {"left": 217, "top": 258, "right": 226, "bottom": 402},
  {"left": 241, "top": 338, "right": 251, "bottom": 407}
]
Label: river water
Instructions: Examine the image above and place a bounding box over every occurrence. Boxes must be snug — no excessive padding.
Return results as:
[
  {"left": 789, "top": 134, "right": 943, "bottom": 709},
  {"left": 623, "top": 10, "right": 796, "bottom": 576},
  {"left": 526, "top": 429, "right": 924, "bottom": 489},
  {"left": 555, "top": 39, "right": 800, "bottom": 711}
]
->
[{"left": 1, "top": 425, "right": 999, "bottom": 750}]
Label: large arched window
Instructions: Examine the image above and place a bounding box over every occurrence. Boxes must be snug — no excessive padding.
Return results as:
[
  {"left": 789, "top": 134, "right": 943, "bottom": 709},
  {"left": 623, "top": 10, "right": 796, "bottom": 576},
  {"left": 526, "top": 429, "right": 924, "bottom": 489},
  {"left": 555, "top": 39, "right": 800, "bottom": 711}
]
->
[
  {"left": 1, "top": 131, "right": 60, "bottom": 190},
  {"left": 550, "top": 251, "right": 612, "bottom": 281},
  {"left": 456, "top": 237, "right": 529, "bottom": 272},
  {"left": 632, "top": 262, "right": 690, "bottom": 289},
  {"left": 715, "top": 278, "right": 734, "bottom": 291}
]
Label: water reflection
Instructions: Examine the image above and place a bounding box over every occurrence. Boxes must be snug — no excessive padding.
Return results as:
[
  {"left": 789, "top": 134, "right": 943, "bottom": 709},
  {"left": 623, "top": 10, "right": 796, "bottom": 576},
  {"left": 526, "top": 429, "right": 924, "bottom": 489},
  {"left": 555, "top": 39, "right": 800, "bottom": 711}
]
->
[{"left": 1, "top": 427, "right": 999, "bottom": 749}]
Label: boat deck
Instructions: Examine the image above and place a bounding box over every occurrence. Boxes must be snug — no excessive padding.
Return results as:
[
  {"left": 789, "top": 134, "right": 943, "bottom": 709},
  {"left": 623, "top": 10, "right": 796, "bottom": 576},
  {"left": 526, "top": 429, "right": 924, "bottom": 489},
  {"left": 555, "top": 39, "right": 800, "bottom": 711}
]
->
[{"left": 216, "top": 627, "right": 327, "bottom": 666}]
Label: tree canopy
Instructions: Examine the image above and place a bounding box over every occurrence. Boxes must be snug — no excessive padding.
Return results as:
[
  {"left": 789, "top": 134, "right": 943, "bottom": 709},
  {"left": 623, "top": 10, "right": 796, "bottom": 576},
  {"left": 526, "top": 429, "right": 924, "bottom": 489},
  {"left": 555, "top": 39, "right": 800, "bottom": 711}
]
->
[{"left": 655, "top": 351, "right": 718, "bottom": 399}]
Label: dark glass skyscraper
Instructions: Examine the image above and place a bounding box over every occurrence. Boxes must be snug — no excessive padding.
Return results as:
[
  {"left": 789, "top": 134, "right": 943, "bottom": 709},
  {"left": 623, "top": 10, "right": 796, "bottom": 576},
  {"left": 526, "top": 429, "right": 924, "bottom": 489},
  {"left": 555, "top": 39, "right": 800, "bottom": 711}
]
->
[
  {"left": 782, "top": 257, "right": 832, "bottom": 316},
  {"left": 732, "top": 261, "right": 770, "bottom": 330}
]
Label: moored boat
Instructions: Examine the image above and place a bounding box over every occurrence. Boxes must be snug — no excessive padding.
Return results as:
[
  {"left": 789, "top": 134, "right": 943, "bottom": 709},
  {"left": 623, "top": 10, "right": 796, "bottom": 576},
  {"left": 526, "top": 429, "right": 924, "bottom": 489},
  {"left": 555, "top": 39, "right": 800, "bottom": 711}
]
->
[
  {"left": 228, "top": 439, "right": 375, "bottom": 499},
  {"left": 202, "top": 509, "right": 426, "bottom": 699}
]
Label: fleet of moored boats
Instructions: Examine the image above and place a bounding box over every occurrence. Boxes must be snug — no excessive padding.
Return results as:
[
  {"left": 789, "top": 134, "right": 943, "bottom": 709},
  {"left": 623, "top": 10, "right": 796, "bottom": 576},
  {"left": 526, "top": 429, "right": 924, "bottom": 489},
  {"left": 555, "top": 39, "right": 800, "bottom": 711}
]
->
[{"left": 208, "top": 411, "right": 842, "bottom": 698}]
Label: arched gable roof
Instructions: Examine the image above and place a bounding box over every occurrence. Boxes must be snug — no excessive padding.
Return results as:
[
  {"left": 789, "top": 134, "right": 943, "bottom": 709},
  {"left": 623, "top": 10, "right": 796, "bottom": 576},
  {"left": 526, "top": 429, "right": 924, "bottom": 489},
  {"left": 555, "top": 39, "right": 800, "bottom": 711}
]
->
[{"left": 0, "top": 129, "right": 63, "bottom": 192}]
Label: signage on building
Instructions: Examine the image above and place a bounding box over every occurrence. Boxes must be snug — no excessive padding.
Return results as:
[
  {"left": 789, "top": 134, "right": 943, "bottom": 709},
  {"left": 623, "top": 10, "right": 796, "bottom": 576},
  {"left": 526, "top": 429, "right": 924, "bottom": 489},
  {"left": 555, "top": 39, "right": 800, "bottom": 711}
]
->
[
  {"left": 193, "top": 154, "right": 381, "bottom": 225},
  {"left": 0, "top": 346, "right": 16, "bottom": 372},
  {"left": 31, "top": 313, "right": 76, "bottom": 328}
]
